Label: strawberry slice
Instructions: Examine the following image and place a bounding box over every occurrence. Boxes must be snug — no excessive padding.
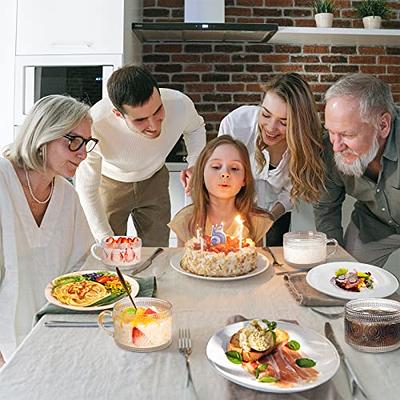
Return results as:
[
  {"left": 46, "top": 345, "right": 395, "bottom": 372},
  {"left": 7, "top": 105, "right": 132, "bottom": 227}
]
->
[
  {"left": 131, "top": 327, "right": 144, "bottom": 344},
  {"left": 105, "top": 237, "right": 114, "bottom": 245},
  {"left": 144, "top": 308, "right": 157, "bottom": 315}
]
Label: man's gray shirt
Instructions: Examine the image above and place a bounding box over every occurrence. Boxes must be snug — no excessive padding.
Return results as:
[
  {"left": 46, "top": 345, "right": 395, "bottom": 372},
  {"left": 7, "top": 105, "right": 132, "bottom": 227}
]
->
[{"left": 313, "top": 111, "right": 400, "bottom": 246}]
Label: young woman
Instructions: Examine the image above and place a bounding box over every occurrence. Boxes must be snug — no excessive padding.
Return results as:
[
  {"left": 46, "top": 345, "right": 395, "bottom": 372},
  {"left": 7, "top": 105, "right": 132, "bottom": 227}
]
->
[
  {"left": 169, "top": 135, "right": 273, "bottom": 246},
  {"left": 219, "top": 73, "right": 324, "bottom": 245},
  {"left": 0, "top": 95, "right": 97, "bottom": 362}
]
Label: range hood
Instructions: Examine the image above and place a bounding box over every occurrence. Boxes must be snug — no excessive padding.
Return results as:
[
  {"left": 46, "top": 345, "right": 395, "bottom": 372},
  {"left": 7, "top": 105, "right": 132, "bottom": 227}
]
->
[{"left": 132, "top": 22, "right": 278, "bottom": 43}]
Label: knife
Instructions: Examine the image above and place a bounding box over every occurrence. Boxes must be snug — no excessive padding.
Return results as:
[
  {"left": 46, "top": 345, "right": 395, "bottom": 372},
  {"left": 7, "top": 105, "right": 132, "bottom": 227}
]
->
[
  {"left": 44, "top": 321, "right": 112, "bottom": 328},
  {"left": 130, "top": 247, "right": 164, "bottom": 275},
  {"left": 324, "top": 322, "right": 369, "bottom": 399}
]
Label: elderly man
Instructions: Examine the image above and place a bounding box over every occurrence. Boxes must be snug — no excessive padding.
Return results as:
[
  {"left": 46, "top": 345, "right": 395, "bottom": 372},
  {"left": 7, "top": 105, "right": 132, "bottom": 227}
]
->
[
  {"left": 314, "top": 73, "right": 400, "bottom": 267},
  {"left": 76, "top": 65, "right": 206, "bottom": 246}
]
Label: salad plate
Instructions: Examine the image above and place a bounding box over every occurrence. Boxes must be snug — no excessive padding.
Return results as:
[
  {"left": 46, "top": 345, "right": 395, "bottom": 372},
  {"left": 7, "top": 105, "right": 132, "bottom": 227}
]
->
[
  {"left": 306, "top": 262, "right": 399, "bottom": 300},
  {"left": 206, "top": 320, "right": 340, "bottom": 393},
  {"left": 170, "top": 251, "right": 270, "bottom": 281},
  {"left": 45, "top": 270, "right": 140, "bottom": 311}
]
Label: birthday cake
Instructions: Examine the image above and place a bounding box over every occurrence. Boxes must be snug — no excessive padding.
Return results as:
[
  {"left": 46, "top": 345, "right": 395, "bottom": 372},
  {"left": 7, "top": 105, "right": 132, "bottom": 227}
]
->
[{"left": 181, "top": 235, "right": 257, "bottom": 277}]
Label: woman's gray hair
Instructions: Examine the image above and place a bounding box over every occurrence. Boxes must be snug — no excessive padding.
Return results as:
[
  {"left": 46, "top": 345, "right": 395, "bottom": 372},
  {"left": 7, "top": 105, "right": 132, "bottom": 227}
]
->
[
  {"left": 4, "top": 94, "right": 91, "bottom": 171},
  {"left": 325, "top": 73, "right": 397, "bottom": 126}
]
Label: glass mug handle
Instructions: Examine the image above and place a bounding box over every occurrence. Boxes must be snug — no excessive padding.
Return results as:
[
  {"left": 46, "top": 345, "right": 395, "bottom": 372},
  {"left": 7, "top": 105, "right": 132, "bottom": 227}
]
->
[
  {"left": 326, "top": 238, "right": 338, "bottom": 257},
  {"left": 98, "top": 310, "right": 114, "bottom": 336}
]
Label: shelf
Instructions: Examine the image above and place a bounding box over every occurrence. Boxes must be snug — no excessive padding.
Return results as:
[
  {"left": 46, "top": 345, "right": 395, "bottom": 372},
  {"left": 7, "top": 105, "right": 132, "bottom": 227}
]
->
[{"left": 269, "top": 27, "right": 400, "bottom": 46}]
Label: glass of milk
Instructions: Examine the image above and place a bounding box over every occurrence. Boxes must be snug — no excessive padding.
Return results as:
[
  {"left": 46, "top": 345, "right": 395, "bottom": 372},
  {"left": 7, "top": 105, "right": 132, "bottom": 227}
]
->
[{"left": 283, "top": 231, "right": 338, "bottom": 269}]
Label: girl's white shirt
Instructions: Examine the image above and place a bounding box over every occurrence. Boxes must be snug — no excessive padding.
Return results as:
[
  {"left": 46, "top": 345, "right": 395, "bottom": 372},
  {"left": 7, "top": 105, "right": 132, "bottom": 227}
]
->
[
  {"left": 0, "top": 158, "right": 93, "bottom": 360},
  {"left": 218, "top": 105, "right": 292, "bottom": 213}
]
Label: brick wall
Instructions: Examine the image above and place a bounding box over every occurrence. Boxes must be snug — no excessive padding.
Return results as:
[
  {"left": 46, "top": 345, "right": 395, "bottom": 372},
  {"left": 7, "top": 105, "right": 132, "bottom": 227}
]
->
[{"left": 142, "top": 0, "right": 400, "bottom": 135}]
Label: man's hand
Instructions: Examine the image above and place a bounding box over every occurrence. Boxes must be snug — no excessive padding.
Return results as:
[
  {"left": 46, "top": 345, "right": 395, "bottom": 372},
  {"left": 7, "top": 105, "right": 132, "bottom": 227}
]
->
[{"left": 180, "top": 166, "right": 194, "bottom": 195}]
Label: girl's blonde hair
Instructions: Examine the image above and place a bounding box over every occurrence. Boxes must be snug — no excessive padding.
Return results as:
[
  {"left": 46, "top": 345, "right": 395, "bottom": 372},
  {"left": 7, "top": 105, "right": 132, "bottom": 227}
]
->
[
  {"left": 5, "top": 94, "right": 91, "bottom": 172},
  {"left": 189, "top": 135, "right": 259, "bottom": 238},
  {"left": 255, "top": 73, "right": 324, "bottom": 203}
]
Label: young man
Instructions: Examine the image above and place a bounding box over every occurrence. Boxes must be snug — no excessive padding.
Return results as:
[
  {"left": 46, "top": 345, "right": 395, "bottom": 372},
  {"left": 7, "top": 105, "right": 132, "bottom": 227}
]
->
[
  {"left": 314, "top": 73, "right": 400, "bottom": 267},
  {"left": 76, "top": 65, "right": 206, "bottom": 246}
]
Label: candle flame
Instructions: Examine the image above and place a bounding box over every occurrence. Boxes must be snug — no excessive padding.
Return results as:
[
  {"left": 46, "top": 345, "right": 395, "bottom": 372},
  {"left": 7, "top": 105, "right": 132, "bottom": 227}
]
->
[{"left": 235, "top": 215, "right": 243, "bottom": 225}]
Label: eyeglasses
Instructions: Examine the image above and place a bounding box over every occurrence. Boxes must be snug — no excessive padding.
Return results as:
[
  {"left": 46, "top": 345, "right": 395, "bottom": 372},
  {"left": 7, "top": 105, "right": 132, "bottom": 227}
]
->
[{"left": 63, "top": 134, "right": 99, "bottom": 153}]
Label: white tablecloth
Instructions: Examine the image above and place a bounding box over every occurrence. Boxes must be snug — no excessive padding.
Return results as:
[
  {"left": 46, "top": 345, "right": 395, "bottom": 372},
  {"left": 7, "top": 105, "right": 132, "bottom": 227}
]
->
[{"left": 0, "top": 247, "right": 398, "bottom": 400}]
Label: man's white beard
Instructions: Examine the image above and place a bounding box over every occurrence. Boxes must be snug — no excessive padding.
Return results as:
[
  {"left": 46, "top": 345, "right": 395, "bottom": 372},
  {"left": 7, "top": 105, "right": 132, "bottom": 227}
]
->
[{"left": 334, "top": 135, "right": 380, "bottom": 177}]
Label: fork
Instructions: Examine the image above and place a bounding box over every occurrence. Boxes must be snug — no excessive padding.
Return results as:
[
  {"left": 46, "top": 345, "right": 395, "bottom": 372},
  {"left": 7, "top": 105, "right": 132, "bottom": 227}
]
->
[
  {"left": 178, "top": 328, "right": 195, "bottom": 389},
  {"left": 263, "top": 246, "right": 283, "bottom": 267},
  {"left": 311, "top": 307, "right": 344, "bottom": 319}
]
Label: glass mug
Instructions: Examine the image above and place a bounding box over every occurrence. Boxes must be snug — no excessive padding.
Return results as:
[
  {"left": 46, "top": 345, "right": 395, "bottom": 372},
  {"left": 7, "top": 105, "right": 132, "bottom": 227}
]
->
[
  {"left": 91, "top": 236, "right": 142, "bottom": 268},
  {"left": 98, "top": 297, "right": 173, "bottom": 352},
  {"left": 283, "top": 231, "right": 338, "bottom": 269}
]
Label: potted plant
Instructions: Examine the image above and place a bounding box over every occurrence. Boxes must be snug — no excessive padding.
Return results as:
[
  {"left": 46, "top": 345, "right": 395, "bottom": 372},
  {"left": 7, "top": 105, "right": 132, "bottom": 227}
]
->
[
  {"left": 312, "top": 0, "right": 336, "bottom": 28},
  {"left": 355, "top": 0, "right": 391, "bottom": 29}
]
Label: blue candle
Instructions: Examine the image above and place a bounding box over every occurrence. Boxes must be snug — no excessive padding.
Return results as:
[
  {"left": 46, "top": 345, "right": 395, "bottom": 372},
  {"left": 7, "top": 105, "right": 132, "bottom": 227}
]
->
[{"left": 211, "top": 223, "right": 226, "bottom": 245}]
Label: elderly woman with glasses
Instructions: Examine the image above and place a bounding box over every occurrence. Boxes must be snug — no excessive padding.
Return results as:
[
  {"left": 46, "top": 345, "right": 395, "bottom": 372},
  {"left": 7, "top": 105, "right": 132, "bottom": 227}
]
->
[{"left": 0, "top": 94, "right": 96, "bottom": 363}]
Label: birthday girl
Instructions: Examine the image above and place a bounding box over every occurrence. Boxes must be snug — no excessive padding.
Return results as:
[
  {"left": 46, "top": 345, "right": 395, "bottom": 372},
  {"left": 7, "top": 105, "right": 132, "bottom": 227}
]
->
[{"left": 169, "top": 135, "right": 273, "bottom": 246}]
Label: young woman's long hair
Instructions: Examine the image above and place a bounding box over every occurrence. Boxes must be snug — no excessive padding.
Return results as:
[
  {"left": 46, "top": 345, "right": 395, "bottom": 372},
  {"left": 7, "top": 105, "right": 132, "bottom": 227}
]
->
[
  {"left": 255, "top": 73, "right": 325, "bottom": 203},
  {"left": 189, "top": 135, "right": 257, "bottom": 237}
]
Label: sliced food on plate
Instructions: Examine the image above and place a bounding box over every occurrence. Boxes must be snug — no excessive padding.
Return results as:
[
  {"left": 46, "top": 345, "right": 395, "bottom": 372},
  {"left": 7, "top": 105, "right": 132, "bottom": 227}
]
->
[{"left": 225, "top": 320, "right": 318, "bottom": 387}]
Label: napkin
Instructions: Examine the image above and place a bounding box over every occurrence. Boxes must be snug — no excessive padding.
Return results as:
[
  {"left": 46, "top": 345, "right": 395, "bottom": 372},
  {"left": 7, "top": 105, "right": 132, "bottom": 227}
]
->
[
  {"left": 283, "top": 273, "right": 346, "bottom": 307},
  {"left": 225, "top": 315, "right": 345, "bottom": 400},
  {"left": 33, "top": 275, "right": 157, "bottom": 325},
  {"left": 283, "top": 272, "right": 400, "bottom": 307}
]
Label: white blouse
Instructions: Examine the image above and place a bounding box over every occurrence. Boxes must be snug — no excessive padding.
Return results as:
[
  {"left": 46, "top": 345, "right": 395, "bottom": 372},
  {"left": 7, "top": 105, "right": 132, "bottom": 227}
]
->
[
  {"left": 0, "top": 158, "right": 94, "bottom": 360},
  {"left": 218, "top": 105, "right": 292, "bottom": 213}
]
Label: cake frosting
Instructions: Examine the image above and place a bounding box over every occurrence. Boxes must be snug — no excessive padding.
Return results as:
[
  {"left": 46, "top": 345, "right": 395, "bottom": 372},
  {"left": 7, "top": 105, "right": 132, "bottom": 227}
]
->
[{"left": 181, "top": 236, "right": 257, "bottom": 277}]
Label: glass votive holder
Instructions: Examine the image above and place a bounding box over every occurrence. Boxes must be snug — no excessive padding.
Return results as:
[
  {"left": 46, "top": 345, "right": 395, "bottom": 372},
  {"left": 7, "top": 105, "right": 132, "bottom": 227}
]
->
[{"left": 344, "top": 298, "right": 400, "bottom": 353}]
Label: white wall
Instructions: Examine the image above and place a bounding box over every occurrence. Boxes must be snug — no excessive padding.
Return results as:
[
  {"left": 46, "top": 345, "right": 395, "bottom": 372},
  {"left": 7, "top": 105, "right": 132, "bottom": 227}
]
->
[{"left": 0, "top": 0, "right": 17, "bottom": 151}]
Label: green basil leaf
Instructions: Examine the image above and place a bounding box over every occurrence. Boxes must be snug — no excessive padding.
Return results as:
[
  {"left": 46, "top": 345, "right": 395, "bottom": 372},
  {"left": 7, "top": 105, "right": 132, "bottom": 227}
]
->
[
  {"left": 225, "top": 351, "right": 242, "bottom": 364},
  {"left": 295, "top": 358, "right": 316, "bottom": 368},
  {"left": 268, "top": 321, "right": 277, "bottom": 331},
  {"left": 258, "top": 375, "right": 278, "bottom": 383},
  {"left": 255, "top": 363, "right": 268, "bottom": 378},
  {"left": 335, "top": 268, "right": 348, "bottom": 277},
  {"left": 287, "top": 340, "right": 300, "bottom": 351}
]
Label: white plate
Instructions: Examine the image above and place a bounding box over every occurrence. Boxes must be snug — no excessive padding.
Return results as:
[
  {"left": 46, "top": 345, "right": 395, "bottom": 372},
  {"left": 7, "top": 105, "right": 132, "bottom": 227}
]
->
[
  {"left": 206, "top": 320, "right": 340, "bottom": 393},
  {"left": 306, "top": 262, "right": 399, "bottom": 300},
  {"left": 170, "top": 251, "right": 270, "bottom": 281},
  {"left": 45, "top": 270, "right": 140, "bottom": 311}
]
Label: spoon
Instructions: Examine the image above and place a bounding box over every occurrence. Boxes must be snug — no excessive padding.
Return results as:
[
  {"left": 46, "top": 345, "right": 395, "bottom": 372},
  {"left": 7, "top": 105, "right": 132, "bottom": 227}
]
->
[{"left": 116, "top": 267, "right": 137, "bottom": 310}]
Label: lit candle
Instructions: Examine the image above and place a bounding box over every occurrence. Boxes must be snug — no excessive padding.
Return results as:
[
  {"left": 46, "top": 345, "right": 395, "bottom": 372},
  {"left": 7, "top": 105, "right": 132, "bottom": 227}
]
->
[{"left": 235, "top": 215, "right": 244, "bottom": 249}]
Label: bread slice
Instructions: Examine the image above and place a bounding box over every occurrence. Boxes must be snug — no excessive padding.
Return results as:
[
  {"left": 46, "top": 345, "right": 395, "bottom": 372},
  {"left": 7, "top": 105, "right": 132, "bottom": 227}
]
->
[{"left": 227, "top": 329, "right": 274, "bottom": 362}]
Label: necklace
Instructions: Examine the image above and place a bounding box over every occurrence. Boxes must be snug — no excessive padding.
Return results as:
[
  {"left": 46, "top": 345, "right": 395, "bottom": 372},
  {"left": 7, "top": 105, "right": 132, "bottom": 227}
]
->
[{"left": 24, "top": 167, "right": 54, "bottom": 204}]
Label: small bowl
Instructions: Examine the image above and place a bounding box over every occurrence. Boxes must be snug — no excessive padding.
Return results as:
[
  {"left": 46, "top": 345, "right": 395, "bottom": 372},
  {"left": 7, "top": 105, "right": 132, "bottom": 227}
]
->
[
  {"left": 345, "top": 298, "right": 400, "bottom": 353},
  {"left": 91, "top": 236, "right": 142, "bottom": 268}
]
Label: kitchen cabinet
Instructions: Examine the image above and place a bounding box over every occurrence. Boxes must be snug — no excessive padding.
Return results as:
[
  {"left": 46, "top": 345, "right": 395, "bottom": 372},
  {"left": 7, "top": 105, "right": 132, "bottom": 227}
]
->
[{"left": 16, "top": 0, "right": 135, "bottom": 55}]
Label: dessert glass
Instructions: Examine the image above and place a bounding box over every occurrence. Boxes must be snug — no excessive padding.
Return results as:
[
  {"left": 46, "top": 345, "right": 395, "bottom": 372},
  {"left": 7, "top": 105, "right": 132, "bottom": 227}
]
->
[
  {"left": 98, "top": 297, "right": 172, "bottom": 352},
  {"left": 345, "top": 298, "right": 400, "bottom": 353}
]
